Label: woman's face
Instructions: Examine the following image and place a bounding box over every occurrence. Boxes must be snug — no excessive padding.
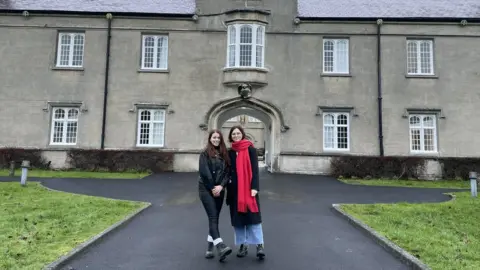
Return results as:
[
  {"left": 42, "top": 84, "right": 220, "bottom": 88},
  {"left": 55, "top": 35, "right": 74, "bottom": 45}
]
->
[
  {"left": 231, "top": 128, "right": 243, "bottom": 142},
  {"left": 210, "top": 132, "right": 221, "bottom": 147}
]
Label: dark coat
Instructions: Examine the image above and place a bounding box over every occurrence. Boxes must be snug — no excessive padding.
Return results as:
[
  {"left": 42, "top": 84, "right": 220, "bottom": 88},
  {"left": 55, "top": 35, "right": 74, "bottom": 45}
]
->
[
  {"left": 226, "top": 145, "right": 262, "bottom": 227},
  {"left": 198, "top": 150, "right": 229, "bottom": 191}
]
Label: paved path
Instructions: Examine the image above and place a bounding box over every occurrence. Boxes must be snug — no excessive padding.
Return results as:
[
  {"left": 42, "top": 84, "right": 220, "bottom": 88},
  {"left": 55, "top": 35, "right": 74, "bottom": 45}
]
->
[{"left": 2, "top": 172, "right": 460, "bottom": 270}]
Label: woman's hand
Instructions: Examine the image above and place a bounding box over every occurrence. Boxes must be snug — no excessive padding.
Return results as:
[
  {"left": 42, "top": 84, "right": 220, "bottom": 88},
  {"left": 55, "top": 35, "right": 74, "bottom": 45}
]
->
[
  {"left": 251, "top": 189, "right": 258, "bottom": 197},
  {"left": 212, "top": 185, "right": 223, "bottom": 197}
]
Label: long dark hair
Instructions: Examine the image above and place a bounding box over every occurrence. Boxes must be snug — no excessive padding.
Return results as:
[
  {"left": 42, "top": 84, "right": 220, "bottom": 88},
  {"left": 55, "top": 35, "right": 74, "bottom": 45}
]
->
[
  {"left": 205, "top": 129, "right": 230, "bottom": 166},
  {"left": 228, "top": 125, "right": 246, "bottom": 143}
]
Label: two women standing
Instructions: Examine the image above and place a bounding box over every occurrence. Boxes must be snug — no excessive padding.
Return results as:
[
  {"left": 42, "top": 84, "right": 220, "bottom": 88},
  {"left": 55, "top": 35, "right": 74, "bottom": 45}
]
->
[{"left": 198, "top": 125, "right": 266, "bottom": 263}]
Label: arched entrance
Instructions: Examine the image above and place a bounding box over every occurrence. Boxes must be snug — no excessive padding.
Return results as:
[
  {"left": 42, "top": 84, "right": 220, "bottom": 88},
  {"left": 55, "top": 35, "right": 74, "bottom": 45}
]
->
[{"left": 200, "top": 97, "right": 289, "bottom": 172}]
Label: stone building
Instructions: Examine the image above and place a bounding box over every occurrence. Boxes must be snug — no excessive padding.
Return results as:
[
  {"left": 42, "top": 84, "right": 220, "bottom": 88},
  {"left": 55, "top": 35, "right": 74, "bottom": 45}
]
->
[{"left": 0, "top": 0, "right": 479, "bottom": 176}]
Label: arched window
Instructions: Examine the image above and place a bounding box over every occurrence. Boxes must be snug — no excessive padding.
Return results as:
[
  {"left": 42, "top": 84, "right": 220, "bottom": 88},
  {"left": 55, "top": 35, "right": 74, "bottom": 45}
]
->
[
  {"left": 406, "top": 39, "right": 434, "bottom": 75},
  {"left": 409, "top": 115, "right": 437, "bottom": 152},
  {"left": 227, "top": 24, "right": 266, "bottom": 68},
  {"left": 323, "top": 113, "right": 349, "bottom": 150}
]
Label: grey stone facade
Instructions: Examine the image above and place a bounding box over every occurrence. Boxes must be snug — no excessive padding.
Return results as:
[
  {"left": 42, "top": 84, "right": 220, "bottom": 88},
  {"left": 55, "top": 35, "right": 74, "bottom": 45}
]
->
[{"left": 1, "top": 0, "right": 479, "bottom": 176}]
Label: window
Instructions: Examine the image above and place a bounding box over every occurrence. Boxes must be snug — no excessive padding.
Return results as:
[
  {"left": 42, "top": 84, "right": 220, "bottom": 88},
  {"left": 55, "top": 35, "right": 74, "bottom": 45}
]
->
[
  {"left": 323, "top": 39, "right": 349, "bottom": 74},
  {"left": 248, "top": 116, "right": 261, "bottom": 123},
  {"left": 409, "top": 115, "right": 437, "bottom": 152},
  {"left": 50, "top": 107, "right": 79, "bottom": 145},
  {"left": 226, "top": 24, "right": 265, "bottom": 68},
  {"left": 141, "top": 35, "right": 168, "bottom": 70},
  {"left": 137, "top": 109, "right": 165, "bottom": 147},
  {"left": 406, "top": 39, "right": 434, "bottom": 75},
  {"left": 227, "top": 116, "right": 240, "bottom": 122},
  {"left": 56, "top": 32, "right": 85, "bottom": 68},
  {"left": 323, "top": 113, "right": 349, "bottom": 150}
]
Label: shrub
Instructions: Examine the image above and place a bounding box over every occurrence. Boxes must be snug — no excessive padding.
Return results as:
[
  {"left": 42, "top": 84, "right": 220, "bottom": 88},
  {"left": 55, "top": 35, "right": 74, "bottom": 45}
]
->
[
  {"left": 439, "top": 158, "right": 480, "bottom": 180},
  {"left": 0, "top": 148, "right": 50, "bottom": 169},
  {"left": 67, "top": 149, "right": 175, "bottom": 172},
  {"left": 330, "top": 156, "right": 426, "bottom": 179}
]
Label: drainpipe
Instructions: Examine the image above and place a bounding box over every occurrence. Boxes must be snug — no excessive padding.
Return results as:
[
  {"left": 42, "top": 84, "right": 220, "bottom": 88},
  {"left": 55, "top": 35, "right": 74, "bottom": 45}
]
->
[
  {"left": 376, "top": 19, "right": 385, "bottom": 156},
  {"left": 100, "top": 13, "right": 113, "bottom": 149}
]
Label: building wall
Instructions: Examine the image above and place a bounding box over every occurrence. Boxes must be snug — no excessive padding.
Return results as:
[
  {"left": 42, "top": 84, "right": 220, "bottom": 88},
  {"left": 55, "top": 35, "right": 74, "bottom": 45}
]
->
[{"left": 1, "top": 3, "right": 479, "bottom": 176}]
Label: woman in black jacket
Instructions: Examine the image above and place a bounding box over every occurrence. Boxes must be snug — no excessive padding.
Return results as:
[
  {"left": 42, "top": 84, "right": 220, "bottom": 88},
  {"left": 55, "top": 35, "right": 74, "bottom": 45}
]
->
[
  {"left": 226, "top": 125, "right": 265, "bottom": 260},
  {"left": 198, "top": 129, "right": 232, "bottom": 262}
]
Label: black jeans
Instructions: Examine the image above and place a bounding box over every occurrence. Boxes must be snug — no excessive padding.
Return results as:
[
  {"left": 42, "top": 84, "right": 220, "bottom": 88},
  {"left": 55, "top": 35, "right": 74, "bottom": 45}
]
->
[{"left": 199, "top": 183, "right": 225, "bottom": 240}]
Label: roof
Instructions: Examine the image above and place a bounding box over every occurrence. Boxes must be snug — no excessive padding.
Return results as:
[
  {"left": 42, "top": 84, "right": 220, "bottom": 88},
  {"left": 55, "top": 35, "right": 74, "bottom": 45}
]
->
[
  {"left": 0, "top": 0, "right": 196, "bottom": 15},
  {"left": 298, "top": 0, "right": 480, "bottom": 19}
]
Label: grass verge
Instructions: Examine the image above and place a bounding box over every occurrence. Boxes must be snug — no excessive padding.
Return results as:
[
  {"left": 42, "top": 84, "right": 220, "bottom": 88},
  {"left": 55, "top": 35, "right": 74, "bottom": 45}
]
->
[
  {"left": 341, "top": 192, "right": 479, "bottom": 269},
  {"left": 339, "top": 178, "right": 470, "bottom": 189},
  {"left": 0, "top": 182, "right": 147, "bottom": 269},
  {"left": 0, "top": 169, "right": 150, "bottom": 179}
]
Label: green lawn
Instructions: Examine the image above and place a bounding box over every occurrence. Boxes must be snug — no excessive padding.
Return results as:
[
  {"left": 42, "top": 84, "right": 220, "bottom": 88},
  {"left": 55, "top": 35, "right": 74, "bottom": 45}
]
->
[
  {"left": 341, "top": 192, "right": 480, "bottom": 269},
  {"left": 339, "top": 178, "right": 470, "bottom": 189},
  {"left": 0, "top": 182, "right": 148, "bottom": 269},
  {"left": 0, "top": 169, "right": 150, "bottom": 179}
]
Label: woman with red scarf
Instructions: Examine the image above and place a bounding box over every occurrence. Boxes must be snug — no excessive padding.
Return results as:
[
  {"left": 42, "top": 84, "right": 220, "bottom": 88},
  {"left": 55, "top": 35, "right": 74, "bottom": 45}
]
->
[{"left": 226, "top": 125, "right": 265, "bottom": 260}]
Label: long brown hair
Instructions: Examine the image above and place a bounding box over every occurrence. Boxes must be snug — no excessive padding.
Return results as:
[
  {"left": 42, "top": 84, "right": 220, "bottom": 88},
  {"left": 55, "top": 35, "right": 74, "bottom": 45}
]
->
[{"left": 205, "top": 129, "right": 230, "bottom": 166}]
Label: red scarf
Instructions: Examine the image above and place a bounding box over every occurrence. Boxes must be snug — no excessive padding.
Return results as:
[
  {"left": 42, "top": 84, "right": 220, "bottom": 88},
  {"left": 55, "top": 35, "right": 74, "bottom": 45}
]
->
[{"left": 231, "top": 139, "right": 259, "bottom": 213}]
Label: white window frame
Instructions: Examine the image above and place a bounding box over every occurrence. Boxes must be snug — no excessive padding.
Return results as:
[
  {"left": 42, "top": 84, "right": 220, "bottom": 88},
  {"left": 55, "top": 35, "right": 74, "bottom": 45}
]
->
[
  {"left": 226, "top": 24, "right": 266, "bottom": 68},
  {"left": 322, "top": 38, "right": 349, "bottom": 74},
  {"left": 406, "top": 39, "right": 434, "bottom": 75},
  {"left": 136, "top": 109, "right": 166, "bottom": 147},
  {"left": 323, "top": 112, "right": 350, "bottom": 151},
  {"left": 409, "top": 114, "right": 437, "bottom": 153},
  {"left": 56, "top": 32, "right": 85, "bottom": 68},
  {"left": 141, "top": 35, "right": 169, "bottom": 70},
  {"left": 50, "top": 107, "right": 80, "bottom": 145}
]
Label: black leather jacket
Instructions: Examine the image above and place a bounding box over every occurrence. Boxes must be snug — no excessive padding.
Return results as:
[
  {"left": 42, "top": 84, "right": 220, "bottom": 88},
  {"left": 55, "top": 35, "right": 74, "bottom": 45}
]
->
[{"left": 198, "top": 150, "right": 229, "bottom": 190}]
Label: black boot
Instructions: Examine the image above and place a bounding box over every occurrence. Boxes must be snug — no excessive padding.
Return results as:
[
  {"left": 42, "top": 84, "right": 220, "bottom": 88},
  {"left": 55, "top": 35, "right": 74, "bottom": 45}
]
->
[
  {"left": 256, "top": 244, "right": 265, "bottom": 260},
  {"left": 216, "top": 242, "right": 232, "bottom": 262},
  {"left": 236, "top": 244, "right": 248, "bottom": 258},
  {"left": 205, "top": 242, "right": 214, "bottom": 259}
]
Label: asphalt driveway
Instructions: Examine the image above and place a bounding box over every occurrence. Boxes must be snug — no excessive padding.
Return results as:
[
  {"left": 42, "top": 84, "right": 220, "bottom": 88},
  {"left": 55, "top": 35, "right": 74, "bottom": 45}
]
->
[{"left": 2, "top": 172, "right": 460, "bottom": 270}]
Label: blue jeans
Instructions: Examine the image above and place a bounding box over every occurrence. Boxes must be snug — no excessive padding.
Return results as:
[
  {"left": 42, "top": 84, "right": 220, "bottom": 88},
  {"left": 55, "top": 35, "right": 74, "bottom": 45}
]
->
[{"left": 233, "top": 223, "right": 264, "bottom": 246}]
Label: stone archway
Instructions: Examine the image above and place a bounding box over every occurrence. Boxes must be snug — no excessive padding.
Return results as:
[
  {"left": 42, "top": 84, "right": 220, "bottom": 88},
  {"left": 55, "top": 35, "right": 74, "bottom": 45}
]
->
[{"left": 200, "top": 97, "right": 289, "bottom": 172}]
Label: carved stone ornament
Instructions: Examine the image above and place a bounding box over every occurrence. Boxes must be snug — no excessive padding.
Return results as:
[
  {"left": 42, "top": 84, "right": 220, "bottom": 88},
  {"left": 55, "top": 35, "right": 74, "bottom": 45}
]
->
[{"left": 237, "top": 83, "right": 253, "bottom": 99}]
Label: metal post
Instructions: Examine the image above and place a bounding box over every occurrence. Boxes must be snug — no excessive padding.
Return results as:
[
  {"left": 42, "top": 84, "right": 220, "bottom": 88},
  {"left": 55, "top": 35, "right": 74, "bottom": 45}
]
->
[
  {"left": 469, "top": 171, "right": 477, "bottom": 197},
  {"left": 20, "top": 160, "right": 30, "bottom": 186},
  {"left": 9, "top": 161, "right": 15, "bottom": 177}
]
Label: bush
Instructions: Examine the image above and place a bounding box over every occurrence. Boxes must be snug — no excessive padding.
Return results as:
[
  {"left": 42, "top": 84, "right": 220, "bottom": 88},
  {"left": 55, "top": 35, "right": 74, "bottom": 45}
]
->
[
  {"left": 439, "top": 158, "right": 480, "bottom": 180},
  {"left": 0, "top": 148, "right": 50, "bottom": 169},
  {"left": 330, "top": 156, "right": 426, "bottom": 179},
  {"left": 67, "top": 149, "right": 174, "bottom": 173}
]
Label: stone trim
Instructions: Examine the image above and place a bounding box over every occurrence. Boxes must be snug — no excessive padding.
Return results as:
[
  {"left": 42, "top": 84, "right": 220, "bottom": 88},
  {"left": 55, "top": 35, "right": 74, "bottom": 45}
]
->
[
  {"left": 128, "top": 102, "right": 172, "bottom": 113},
  {"left": 315, "top": 106, "right": 358, "bottom": 117},
  {"left": 200, "top": 96, "right": 290, "bottom": 132},
  {"left": 402, "top": 108, "right": 446, "bottom": 119},
  {"left": 42, "top": 101, "right": 88, "bottom": 112},
  {"left": 224, "top": 8, "right": 270, "bottom": 24},
  {"left": 222, "top": 67, "right": 269, "bottom": 87}
]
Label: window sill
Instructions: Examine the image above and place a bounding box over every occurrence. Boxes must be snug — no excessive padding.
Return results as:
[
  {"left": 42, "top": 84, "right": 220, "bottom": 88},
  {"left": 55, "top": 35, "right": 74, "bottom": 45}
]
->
[
  {"left": 223, "top": 67, "right": 269, "bottom": 73},
  {"left": 323, "top": 149, "right": 350, "bottom": 153},
  {"left": 409, "top": 151, "right": 439, "bottom": 155},
  {"left": 46, "top": 145, "right": 79, "bottom": 150},
  {"left": 51, "top": 67, "right": 84, "bottom": 71},
  {"left": 134, "top": 145, "right": 166, "bottom": 149},
  {"left": 321, "top": 73, "right": 352, "bottom": 77},
  {"left": 137, "top": 69, "right": 170, "bottom": 73},
  {"left": 405, "top": 74, "right": 438, "bottom": 79}
]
